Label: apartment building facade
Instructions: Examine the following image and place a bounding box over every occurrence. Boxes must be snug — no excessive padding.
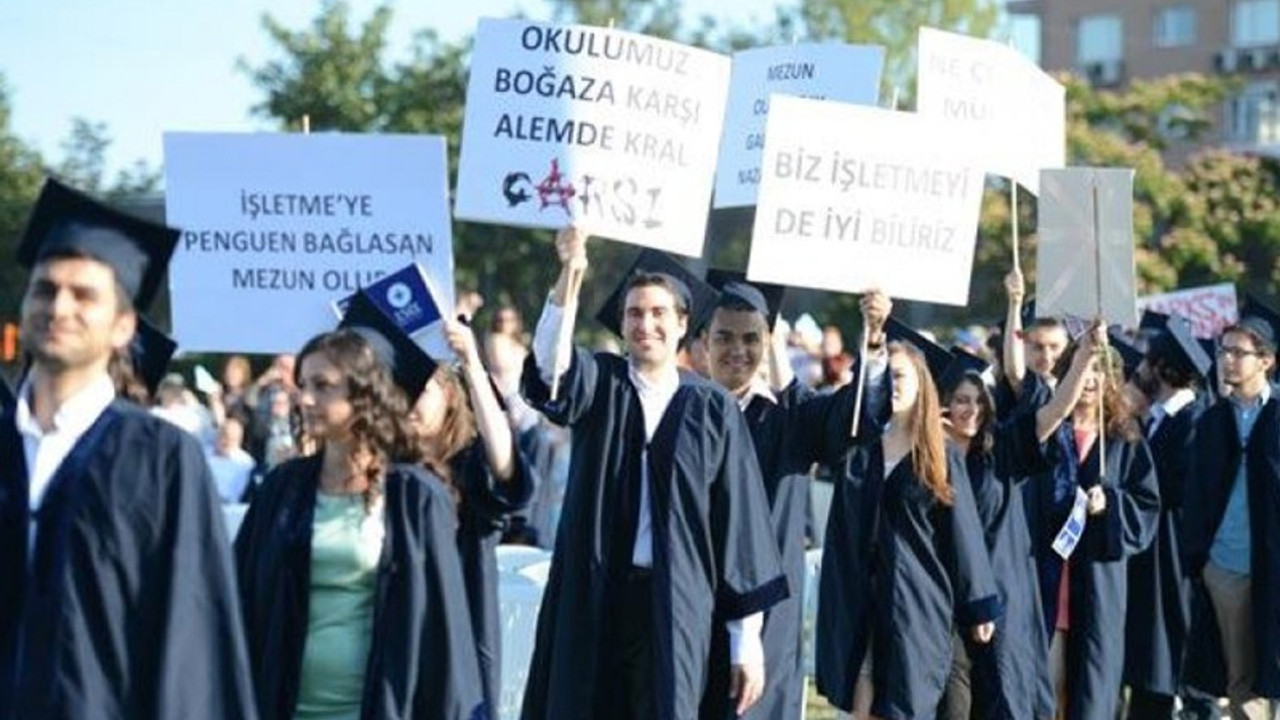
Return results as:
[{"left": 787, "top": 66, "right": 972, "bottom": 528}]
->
[{"left": 1006, "top": 0, "right": 1280, "bottom": 157}]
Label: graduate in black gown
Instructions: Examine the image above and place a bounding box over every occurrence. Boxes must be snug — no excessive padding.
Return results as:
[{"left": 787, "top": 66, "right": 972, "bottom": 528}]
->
[
  {"left": 234, "top": 291, "right": 485, "bottom": 720},
  {"left": 0, "top": 178, "right": 256, "bottom": 719},
  {"left": 519, "top": 229, "right": 787, "bottom": 720},
  {"left": 1022, "top": 324, "right": 1161, "bottom": 720},
  {"left": 1121, "top": 314, "right": 1214, "bottom": 719},
  {"left": 996, "top": 269, "right": 1063, "bottom": 420},
  {"left": 939, "top": 319, "right": 1130, "bottom": 720},
  {"left": 696, "top": 276, "right": 888, "bottom": 720},
  {"left": 406, "top": 315, "right": 535, "bottom": 715},
  {"left": 1183, "top": 312, "right": 1280, "bottom": 718},
  {"left": 1, "top": 373, "right": 15, "bottom": 409},
  {"left": 816, "top": 336, "right": 1001, "bottom": 720}
]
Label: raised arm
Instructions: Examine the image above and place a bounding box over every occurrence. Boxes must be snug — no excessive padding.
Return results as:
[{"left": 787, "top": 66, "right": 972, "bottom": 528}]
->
[
  {"left": 1002, "top": 269, "right": 1028, "bottom": 397},
  {"left": 768, "top": 315, "right": 794, "bottom": 392},
  {"left": 531, "top": 225, "right": 589, "bottom": 382},
  {"left": 446, "top": 318, "right": 514, "bottom": 482},
  {"left": 523, "top": 226, "right": 600, "bottom": 426},
  {"left": 1035, "top": 321, "right": 1102, "bottom": 442}
]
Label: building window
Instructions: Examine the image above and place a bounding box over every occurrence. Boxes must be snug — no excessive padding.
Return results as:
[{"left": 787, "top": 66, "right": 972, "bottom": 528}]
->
[
  {"left": 1154, "top": 5, "right": 1197, "bottom": 47},
  {"left": 1232, "top": 0, "right": 1280, "bottom": 48},
  {"left": 1228, "top": 82, "right": 1280, "bottom": 145},
  {"left": 1077, "top": 14, "right": 1124, "bottom": 64}
]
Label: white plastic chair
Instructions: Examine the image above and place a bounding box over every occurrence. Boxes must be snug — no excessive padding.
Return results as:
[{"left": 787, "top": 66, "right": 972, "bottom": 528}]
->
[
  {"left": 497, "top": 571, "right": 548, "bottom": 720},
  {"left": 802, "top": 548, "right": 823, "bottom": 677},
  {"left": 495, "top": 544, "right": 552, "bottom": 574}
]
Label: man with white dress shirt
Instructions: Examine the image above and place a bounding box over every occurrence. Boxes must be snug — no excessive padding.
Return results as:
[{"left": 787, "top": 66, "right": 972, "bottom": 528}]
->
[
  {"left": 0, "top": 178, "right": 255, "bottom": 719},
  {"left": 517, "top": 228, "right": 786, "bottom": 720}
]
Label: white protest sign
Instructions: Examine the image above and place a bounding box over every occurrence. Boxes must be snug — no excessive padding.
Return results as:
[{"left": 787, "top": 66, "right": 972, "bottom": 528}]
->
[
  {"left": 916, "top": 27, "right": 1065, "bottom": 195},
  {"left": 164, "top": 132, "right": 454, "bottom": 354},
  {"left": 714, "top": 43, "right": 883, "bottom": 208},
  {"left": 454, "top": 18, "right": 730, "bottom": 257},
  {"left": 1036, "top": 168, "right": 1138, "bottom": 328},
  {"left": 1137, "top": 283, "right": 1238, "bottom": 338},
  {"left": 747, "top": 95, "right": 986, "bottom": 306}
]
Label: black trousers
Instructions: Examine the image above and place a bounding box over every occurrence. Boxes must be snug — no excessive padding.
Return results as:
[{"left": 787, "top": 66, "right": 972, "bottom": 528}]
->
[
  {"left": 937, "top": 629, "right": 974, "bottom": 720},
  {"left": 1126, "top": 689, "right": 1174, "bottom": 719},
  {"left": 598, "top": 568, "right": 655, "bottom": 720}
]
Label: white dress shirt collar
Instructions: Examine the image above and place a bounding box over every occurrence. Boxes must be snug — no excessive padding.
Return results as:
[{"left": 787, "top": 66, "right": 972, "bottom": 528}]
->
[{"left": 16, "top": 372, "right": 117, "bottom": 441}]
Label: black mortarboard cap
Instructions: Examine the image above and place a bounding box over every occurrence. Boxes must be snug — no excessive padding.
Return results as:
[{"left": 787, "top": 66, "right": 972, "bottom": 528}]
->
[
  {"left": 1139, "top": 309, "right": 1170, "bottom": 332},
  {"left": 1238, "top": 293, "right": 1280, "bottom": 352},
  {"left": 938, "top": 346, "right": 992, "bottom": 394},
  {"left": 1148, "top": 313, "right": 1212, "bottom": 380},
  {"left": 885, "top": 317, "right": 954, "bottom": 393},
  {"left": 704, "top": 268, "right": 786, "bottom": 329},
  {"left": 16, "top": 178, "right": 179, "bottom": 311},
  {"left": 129, "top": 314, "right": 178, "bottom": 396},
  {"left": 595, "top": 249, "right": 720, "bottom": 341},
  {"left": 1107, "top": 326, "right": 1146, "bottom": 379},
  {"left": 339, "top": 289, "right": 438, "bottom": 400}
]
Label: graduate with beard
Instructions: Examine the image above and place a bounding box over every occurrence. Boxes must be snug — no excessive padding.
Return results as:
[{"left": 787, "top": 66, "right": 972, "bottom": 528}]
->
[
  {"left": 519, "top": 229, "right": 787, "bottom": 720},
  {"left": 0, "top": 178, "right": 255, "bottom": 719},
  {"left": 234, "top": 290, "right": 485, "bottom": 720},
  {"left": 696, "top": 274, "right": 890, "bottom": 720},
  {"left": 1183, "top": 307, "right": 1280, "bottom": 720}
]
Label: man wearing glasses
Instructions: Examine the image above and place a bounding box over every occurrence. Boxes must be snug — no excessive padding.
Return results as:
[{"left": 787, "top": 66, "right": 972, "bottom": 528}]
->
[{"left": 1185, "top": 313, "right": 1280, "bottom": 720}]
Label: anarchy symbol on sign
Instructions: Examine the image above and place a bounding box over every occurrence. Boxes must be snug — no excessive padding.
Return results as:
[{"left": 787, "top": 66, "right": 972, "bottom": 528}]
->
[{"left": 536, "top": 158, "right": 576, "bottom": 215}]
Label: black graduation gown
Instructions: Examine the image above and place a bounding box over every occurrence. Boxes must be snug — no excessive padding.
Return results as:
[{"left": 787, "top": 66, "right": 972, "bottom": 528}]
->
[
  {"left": 518, "top": 349, "right": 788, "bottom": 720},
  {"left": 234, "top": 454, "right": 486, "bottom": 720},
  {"left": 700, "top": 378, "right": 867, "bottom": 720},
  {"left": 1123, "top": 393, "right": 1207, "bottom": 697},
  {"left": 0, "top": 400, "right": 256, "bottom": 720},
  {"left": 954, "top": 410, "right": 1056, "bottom": 720},
  {"left": 993, "top": 373, "right": 1051, "bottom": 424},
  {"left": 816, "top": 443, "right": 1002, "bottom": 720},
  {"left": 452, "top": 440, "right": 535, "bottom": 716},
  {"left": 1182, "top": 395, "right": 1280, "bottom": 698},
  {"left": 1023, "top": 423, "right": 1160, "bottom": 720}
]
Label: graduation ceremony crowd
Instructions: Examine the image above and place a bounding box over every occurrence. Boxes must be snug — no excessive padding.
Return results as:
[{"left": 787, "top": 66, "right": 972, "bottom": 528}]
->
[{"left": 3, "top": 175, "right": 1280, "bottom": 720}]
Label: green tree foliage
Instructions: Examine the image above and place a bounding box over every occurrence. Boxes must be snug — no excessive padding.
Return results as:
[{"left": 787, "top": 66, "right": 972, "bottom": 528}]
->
[
  {"left": 545, "top": 0, "right": 682, "bottom": 39},
  {"left": 974, "top": 73, "right": 1280, "bottom": 316},
  {"left": 0, "top": 75, "right": 161, "bottom": 376},
  {"left": 0, "top": 75, "right": 47, "bottom": 336},
  {"left": 786, "top": 0, "right": 1001, "bottom": 101},
  {"left": 241, "top": 1, "right": 1280, "bottom": 343}
]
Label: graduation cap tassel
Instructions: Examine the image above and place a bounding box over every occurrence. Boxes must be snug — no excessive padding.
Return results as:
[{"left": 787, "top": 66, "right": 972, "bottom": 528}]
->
[
  {"left": 1091, "top": 177, "right": 1107, "bottom": 478},
  {"left": 850, "top": 325, "right": 870, "bottom": 438},
  {"left": 549, "top": 264, "right": 586, "bottom": 402}
]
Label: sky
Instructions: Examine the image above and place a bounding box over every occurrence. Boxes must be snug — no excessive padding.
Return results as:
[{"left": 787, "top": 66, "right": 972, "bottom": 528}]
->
[
  {"left": 0, "top": 0, "right": 1035, "bottom": 179},
  {"left": 0, "top": 0, "right": 775, "bottom": 177}
]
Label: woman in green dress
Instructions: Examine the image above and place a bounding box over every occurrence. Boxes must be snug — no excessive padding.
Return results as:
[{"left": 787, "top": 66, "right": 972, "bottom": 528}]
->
[{"left": 235, "top": 291, "right": 486, "bottom": 720}]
